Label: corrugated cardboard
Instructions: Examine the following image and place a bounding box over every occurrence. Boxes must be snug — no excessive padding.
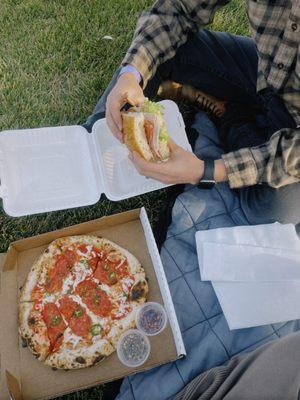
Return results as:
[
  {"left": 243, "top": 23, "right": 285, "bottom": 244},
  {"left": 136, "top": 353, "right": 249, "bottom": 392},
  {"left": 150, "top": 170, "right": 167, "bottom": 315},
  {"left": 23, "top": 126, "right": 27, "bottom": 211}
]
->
[{"left": 0, "top": 209, "right": 180, "bottom": 400}]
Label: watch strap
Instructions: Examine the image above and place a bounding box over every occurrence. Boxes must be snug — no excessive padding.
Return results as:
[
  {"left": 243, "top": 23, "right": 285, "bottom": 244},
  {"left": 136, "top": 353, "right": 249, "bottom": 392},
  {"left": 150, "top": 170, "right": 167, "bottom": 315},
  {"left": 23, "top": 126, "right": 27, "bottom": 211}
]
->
[
  {"left": 202, "top": 159, "right": 215, "bottom": 182},
  {"left": 198, "top": 159, "right": 215, "bottom": 188}
]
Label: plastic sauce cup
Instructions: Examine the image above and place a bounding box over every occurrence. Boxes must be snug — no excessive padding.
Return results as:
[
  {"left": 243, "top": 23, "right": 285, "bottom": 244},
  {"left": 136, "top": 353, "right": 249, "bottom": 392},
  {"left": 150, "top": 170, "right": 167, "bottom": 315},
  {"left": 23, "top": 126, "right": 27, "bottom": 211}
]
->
[
  {"left": 117, "top": 329, "right": 151, "bottom": 367},
  {"left": 136, "top": 302, "right": 168, "bottom": 336}
]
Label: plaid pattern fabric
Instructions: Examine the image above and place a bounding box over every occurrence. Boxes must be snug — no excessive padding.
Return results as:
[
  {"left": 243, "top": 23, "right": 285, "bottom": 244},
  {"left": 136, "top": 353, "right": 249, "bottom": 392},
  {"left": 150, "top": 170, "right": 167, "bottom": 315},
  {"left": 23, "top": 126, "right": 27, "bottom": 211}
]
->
[{"left": 122, "top": 0, "right": 300, "bottom": 189}]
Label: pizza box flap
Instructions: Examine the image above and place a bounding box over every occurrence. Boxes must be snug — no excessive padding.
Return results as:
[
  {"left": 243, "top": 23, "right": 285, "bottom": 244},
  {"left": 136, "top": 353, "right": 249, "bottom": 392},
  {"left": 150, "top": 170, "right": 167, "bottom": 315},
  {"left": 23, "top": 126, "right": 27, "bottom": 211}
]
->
[
  {"left": 0, "top": 253, "right": 22, "bottom": 400},
  {"left": 0, "top": 209, "right": 184, "bottom": 400}
]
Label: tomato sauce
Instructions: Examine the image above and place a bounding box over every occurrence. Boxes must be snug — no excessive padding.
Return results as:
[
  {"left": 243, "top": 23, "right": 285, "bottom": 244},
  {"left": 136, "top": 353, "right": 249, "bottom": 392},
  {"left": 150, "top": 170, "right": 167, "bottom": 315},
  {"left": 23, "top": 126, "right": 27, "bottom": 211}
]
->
[{"left": 75, "top": 279, "right": 112, "bottom": 317}]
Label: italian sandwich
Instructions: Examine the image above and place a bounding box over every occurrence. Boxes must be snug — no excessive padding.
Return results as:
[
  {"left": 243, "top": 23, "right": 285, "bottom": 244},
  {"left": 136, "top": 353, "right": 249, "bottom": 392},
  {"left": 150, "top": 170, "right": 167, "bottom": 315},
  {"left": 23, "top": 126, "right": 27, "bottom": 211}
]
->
[{"left": 121, "top": 100, "right": 170, "bottom": 161}]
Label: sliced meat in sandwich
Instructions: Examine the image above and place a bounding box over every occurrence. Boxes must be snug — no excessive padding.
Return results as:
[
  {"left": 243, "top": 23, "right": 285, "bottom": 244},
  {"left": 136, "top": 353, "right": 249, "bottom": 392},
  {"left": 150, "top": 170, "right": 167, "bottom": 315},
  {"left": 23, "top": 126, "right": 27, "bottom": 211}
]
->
[{"left": 121, "top": 100, "right": 170, "bottom": 161}]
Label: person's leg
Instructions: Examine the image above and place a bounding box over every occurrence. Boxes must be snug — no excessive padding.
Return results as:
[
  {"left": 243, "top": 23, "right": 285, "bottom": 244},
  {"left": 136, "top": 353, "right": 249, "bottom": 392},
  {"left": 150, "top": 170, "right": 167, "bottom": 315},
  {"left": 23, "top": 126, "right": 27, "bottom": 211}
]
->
[
  {"left": 145, "top": 29, "right": 259, "bottom": 106},
  {"left": 174, "top": 331, "right": 300, "bottom": 400},
  {"left": 240, "top": 182, "right": 300, "bottom": 230}
]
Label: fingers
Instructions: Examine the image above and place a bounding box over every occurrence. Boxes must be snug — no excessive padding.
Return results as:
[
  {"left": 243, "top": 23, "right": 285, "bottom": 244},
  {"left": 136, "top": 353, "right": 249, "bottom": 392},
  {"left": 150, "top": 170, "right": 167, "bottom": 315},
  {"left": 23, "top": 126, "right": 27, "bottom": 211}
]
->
[
  {"left": 106, "top": 107, "right": 123, "bottom": 142},
  {"left": 129, "top": 152, "right": 177, "bottom": 184},
  {"left": 168, "top": 138, "right": 180, "bottom": 151},
  {"left": 106, "top": 92, "right": 124, "bottom": 141},
  {"left": 129, "top": 152, "right": 162, "bottom": 174},
  {"left": 125, "top": 92, "right": 145, "bottom": 107}
]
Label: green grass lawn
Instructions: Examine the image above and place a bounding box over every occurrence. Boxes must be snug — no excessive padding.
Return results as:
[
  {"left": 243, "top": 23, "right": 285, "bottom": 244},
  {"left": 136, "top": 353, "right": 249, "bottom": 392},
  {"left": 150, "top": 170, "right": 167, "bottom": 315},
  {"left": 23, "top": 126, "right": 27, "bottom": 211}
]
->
[{"left": 0, "top": 1, "right": 249, "bottom": 398}]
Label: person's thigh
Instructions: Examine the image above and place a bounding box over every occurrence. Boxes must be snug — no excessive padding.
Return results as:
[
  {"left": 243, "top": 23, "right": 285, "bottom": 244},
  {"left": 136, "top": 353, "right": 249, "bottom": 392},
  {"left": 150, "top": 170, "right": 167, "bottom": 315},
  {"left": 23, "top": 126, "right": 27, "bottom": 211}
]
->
[
  {"left": 146, "top": 29, "right": 260, "bottom": 106},
  {"left": 240, "top": 181, "right": 300, "bottom": 233}
]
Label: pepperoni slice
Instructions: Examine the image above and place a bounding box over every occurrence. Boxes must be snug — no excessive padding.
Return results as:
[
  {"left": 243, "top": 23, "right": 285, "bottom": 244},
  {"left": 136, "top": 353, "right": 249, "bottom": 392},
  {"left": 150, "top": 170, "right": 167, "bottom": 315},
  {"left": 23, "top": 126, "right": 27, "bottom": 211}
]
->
[
  {"left": 78, "top": 244, "right": 88, "bottom": 254},
  {"left": 75, "top": 280, "right": 112, "bottom": 317},
  {"left": 58, "top": 296, "right": 77, "bottom": 320},
  {"left": 88, "top": 256, "right": 99, "bottom": 272},
  {"left": 94, "top": 257, "right": 129, "bottom": 285},
  {"left": 31, "top": 284, "right": 43, "bottom": 302},
  {"left": 41, "top": 302, "right": 67, "bottom": 351},
  {"left": 115, "top": 259, "right": 129, "bottom": 279},
  {"left": 88, "top": 246, "right": 105, "bottom": 271},
  {"left": 93, "top": 261, "right": 115, "bottom": 286},
  {"left": 59, "top": 295, "right": 92, "bottom": 338},
  {"left": 45, "top": 254, "right": 72, "bottom": 293},
  {"left": 64, "top": 249, "right": 77, "bottom": 264}
]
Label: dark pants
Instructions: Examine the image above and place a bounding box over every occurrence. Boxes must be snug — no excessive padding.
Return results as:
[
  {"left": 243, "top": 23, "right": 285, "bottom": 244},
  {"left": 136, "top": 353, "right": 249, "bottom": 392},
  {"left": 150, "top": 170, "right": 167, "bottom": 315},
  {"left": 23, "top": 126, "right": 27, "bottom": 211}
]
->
[{"left": 85, "top": 30, "right": 300, "bottom": 233}]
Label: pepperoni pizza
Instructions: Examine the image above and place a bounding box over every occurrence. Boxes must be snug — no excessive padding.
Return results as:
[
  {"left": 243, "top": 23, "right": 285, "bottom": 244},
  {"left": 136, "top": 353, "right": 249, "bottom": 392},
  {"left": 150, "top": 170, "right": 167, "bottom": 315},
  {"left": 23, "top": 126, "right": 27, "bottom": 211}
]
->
[{"left": 19, "top": 236, "right": 148, "bottom": 369}]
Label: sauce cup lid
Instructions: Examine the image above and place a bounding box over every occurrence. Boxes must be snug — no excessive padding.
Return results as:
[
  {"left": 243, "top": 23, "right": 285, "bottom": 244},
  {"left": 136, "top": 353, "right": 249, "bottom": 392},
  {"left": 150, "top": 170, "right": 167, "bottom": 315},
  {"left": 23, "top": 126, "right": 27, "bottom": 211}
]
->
[
  {"left": 136, "top": 302, "right": 168, "bottom": 336},
  {"left": 117, "top": 329, "right": 151, "bottom": 367}
]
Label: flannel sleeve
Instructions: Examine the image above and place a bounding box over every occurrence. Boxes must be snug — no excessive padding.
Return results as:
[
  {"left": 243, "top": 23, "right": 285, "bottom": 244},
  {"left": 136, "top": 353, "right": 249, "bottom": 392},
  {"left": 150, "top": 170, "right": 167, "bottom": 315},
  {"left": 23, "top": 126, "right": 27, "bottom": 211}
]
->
[
  {"left": 222, "top": 127, "right": 300, "bottom": 188},
  {"left": 122, "top": 0, "right": 230, "bottom": 86}
]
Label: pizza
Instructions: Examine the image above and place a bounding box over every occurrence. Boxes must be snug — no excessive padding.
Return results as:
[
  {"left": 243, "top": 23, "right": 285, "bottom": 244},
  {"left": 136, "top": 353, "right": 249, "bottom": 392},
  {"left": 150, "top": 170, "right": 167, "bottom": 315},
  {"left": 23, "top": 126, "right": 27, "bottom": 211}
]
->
[{"left": 19, "top": 235, "right": 148, "bottom": 369}]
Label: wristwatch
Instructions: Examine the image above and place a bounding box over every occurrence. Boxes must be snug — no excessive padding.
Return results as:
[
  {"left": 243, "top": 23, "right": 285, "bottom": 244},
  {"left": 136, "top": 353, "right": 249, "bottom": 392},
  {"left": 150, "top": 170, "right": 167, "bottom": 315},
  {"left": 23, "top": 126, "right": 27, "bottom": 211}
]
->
[{"left": 198, "top": 159, "right": 216, "bottom": 189}]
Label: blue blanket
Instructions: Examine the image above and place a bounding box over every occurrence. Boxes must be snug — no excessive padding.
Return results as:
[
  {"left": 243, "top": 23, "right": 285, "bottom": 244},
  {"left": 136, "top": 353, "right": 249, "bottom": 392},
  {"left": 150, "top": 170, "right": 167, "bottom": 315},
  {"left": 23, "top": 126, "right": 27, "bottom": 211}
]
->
[{"left": 117, "top": 111, "right": 300, "bottom": 400}]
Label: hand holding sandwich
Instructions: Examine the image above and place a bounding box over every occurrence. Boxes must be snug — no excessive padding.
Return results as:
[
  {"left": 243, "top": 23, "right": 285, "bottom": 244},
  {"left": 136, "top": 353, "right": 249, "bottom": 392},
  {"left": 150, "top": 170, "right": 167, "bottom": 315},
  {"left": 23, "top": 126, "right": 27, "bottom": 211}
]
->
[
  {"left": 106, "top": 72, "right": 145, "bottom": 142},
  {"left": 129, "top": 139, "right": 204, "bottom": 185}
]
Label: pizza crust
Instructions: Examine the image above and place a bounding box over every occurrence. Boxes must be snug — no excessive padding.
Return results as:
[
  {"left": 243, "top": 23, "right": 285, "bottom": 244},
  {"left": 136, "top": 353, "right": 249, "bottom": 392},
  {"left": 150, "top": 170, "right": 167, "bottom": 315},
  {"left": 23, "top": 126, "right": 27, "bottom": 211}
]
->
[
  {"left": 19, "top": 302, "right": 50, "bottom": 361},
  {"left": 44, "top": 328, "right": 114, "bottom": 369}
]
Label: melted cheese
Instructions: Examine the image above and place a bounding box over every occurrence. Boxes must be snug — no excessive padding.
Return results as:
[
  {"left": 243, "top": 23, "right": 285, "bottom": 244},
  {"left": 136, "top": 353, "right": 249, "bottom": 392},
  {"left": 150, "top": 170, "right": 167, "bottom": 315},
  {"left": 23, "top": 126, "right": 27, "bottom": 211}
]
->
[{"left": 63, "top": 328, "right": 82, "bottom": 348}]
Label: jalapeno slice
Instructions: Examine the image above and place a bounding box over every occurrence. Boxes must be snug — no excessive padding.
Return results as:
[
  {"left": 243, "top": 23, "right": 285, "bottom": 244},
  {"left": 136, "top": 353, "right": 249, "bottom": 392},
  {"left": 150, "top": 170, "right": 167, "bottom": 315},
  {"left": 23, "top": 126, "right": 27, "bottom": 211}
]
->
[
  {"left": 103, "top": 263, "right": 109, "bottom": 271},
  {"left": 51, "top": 315, "right": 62, "bottom": 326},
  {"left": 73, "top": 308, "right": 83, "bottom": 318},
  {"left": 109, "top": 271, "right": 117, "bottom": 283},
  {"left": 90, "top": 324, "right": 102, "bottom": 336}
]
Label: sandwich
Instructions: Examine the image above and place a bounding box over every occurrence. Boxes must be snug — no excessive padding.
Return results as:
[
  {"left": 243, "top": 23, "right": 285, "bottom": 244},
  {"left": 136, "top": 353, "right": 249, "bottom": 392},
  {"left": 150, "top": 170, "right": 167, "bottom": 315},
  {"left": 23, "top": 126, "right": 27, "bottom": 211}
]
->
[{"left": 121, "top": 100, "right": 170, "bottom": 161}]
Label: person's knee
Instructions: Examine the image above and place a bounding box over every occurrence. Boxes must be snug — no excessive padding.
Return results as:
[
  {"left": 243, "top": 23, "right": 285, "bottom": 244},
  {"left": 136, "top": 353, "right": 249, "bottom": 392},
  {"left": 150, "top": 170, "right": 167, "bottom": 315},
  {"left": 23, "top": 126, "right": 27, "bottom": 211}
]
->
[{"left": 240, "top": 182, "right": 300, "bottom": 226}]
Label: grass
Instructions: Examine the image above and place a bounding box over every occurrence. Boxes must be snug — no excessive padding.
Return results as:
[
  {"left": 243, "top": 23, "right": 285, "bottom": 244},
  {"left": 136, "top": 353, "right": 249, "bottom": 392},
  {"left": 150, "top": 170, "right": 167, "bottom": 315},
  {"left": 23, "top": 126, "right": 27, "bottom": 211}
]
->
[{"left": 0, "top": 1, "right": 249, "bottom": 399}]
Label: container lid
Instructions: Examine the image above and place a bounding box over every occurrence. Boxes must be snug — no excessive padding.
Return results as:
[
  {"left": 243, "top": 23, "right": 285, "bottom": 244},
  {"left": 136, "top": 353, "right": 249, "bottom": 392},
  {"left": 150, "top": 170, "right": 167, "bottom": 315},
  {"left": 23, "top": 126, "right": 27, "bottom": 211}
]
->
[
  {"left": 136, "top": 302, "right": 168, "bottom": 336},
  {"left": 0, "top": 125, "right": 103, "bottom": 216},
  {"left": 92, "top": 100, "right": 192, "bottom": 201},
  {"left": 117, "top": 329, "right": 151, "bottom": 367},
  {"left": 0, "top": 100, "right": 191, "bottom": 216}
]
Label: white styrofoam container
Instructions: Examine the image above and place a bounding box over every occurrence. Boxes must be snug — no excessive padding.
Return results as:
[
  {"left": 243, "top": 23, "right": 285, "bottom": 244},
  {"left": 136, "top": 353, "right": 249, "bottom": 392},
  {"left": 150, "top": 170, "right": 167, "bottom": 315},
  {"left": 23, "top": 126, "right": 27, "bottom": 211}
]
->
[{"left": 0, "top": 100, "right": 191, "bottom": 217}]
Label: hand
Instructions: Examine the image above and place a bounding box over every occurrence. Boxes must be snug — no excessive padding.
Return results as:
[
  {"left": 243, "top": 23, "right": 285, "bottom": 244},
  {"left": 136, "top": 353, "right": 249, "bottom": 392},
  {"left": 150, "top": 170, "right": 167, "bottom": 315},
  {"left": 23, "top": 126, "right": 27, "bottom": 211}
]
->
[
  {"left": 106, "top": 72, "right": 145, "bottom": 142},
  {"left": 128, "top": 140, "right": 204, "bottom": 185}
]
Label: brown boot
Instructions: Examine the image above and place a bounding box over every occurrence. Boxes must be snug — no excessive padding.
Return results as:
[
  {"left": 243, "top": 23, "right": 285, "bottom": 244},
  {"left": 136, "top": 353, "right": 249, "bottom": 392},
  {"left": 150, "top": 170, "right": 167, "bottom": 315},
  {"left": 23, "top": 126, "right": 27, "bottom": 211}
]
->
[{"left": 157, "top": 80, "right": 226, "bottom": 118}]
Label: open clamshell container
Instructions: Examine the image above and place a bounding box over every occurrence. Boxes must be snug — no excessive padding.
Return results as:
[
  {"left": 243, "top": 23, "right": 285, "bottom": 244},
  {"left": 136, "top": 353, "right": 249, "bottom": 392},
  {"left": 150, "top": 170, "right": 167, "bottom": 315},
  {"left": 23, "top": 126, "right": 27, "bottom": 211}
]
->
[{"left": 0, "top": 100, "right": 191, "bottom": 217}]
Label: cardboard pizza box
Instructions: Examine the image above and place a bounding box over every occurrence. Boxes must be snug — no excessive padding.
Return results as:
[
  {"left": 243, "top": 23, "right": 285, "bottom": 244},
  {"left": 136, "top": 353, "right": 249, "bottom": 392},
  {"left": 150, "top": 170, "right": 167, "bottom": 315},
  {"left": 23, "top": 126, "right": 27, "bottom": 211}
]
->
[
  {"left": 0, "top": 100, "right": 191, "bottom": 217},
  {"left": 0, "top": 207, "right": 186, "bottom": 400}
]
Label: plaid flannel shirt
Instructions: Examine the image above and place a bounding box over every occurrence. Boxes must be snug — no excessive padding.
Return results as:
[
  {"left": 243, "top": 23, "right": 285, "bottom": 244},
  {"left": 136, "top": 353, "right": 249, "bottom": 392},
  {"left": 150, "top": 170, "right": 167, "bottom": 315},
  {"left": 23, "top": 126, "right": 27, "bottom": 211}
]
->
[{"left": 122, "top": 0, "right": 300, "bottom": 189}]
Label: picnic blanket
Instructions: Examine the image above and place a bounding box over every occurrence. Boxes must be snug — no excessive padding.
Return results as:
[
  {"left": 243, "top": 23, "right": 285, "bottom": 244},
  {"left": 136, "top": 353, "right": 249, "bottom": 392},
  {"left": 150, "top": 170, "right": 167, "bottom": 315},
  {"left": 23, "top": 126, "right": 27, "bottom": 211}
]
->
[{"left": 116, "top": 111, "right": 300, "bottom": 400}]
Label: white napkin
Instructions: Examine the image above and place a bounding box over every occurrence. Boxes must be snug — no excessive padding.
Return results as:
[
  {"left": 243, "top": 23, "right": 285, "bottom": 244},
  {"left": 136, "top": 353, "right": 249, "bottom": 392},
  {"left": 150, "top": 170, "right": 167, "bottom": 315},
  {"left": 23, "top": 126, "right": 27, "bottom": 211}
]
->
[
  {"left": 212, "top": 281, "right": 300, "bottom": 330},
  {"left": 202, "top": 242, "right": 300, "bottom": 281},
  {"left": 196, "top": 223, "right": 300, "bottom": 281},
  {"left": 195, "top": 223, "right": 300, "bottom": 330}
]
